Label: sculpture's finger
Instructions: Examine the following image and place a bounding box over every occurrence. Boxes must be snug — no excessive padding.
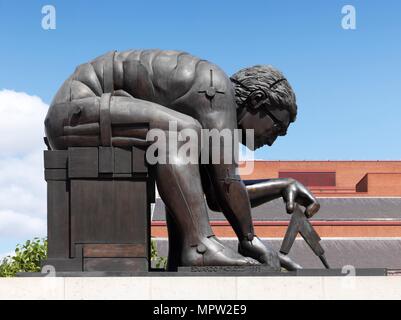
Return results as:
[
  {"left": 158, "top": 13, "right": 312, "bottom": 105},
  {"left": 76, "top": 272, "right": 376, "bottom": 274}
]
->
[
  {"left": 283, "top": 188, "right": 296, "bottom": 214},
  {"left": 299, "top": 185, "right": 318, "bottom": 205},
  {"left": 305, "top": 202, "right": 320, "bottom": 218}
]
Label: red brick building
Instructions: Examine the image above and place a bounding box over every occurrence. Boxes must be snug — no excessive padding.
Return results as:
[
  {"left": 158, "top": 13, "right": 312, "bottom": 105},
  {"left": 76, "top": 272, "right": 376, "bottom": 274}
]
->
[
  {"left": 241, "top": 161, "right": 401, "bottom": 197},
  {"left": 152, "top": 161, "right": 401, "bottom": 268}
]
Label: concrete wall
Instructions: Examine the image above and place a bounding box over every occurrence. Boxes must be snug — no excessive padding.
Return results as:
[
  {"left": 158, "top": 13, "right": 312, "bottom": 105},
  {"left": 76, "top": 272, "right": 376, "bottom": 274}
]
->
[{"left": 1, "top": 276, "right": 401, "bottom": 300}]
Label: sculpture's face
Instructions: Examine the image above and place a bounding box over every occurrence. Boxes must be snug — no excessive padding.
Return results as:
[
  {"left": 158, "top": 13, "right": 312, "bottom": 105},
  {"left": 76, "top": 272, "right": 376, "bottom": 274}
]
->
[{"left": 239, "top": 106, "right": 291, "bottom": 150}]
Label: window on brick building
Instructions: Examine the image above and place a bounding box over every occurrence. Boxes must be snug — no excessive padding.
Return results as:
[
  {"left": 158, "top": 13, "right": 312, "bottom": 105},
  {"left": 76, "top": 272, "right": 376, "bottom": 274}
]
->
[{"left": 278, "top": 172, "right": 336, "bottom": 187}]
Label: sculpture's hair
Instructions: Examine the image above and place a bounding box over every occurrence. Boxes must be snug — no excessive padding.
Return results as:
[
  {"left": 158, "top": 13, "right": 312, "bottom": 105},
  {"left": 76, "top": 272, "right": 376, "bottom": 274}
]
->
[{"left": 231, "top": 65, "right": 297, "bottom": 122}]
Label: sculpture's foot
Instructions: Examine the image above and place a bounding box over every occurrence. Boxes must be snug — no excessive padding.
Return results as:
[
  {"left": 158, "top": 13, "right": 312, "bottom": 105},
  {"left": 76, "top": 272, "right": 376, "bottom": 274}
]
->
[
  {"left": 238, "top": 236, "right": 281, "bottom": 271},
  {"left": 278, "top": 253, "right": 302, "bottom": 271},
  {"left": 181, "top": 236, "right": 259, "bottom": 267}
]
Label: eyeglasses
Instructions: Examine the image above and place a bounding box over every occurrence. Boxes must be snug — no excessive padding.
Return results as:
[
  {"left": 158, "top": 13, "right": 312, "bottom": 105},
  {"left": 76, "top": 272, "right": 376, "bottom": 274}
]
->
[{"left": 264, "top": 108, "right": 287, "bottom": 136}]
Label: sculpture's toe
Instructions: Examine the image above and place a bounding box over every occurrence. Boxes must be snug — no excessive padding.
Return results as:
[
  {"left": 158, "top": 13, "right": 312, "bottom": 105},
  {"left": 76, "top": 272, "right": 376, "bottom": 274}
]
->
[
  {"left": 203, "top": 249, "right": 259, "bottom": 266},
  {"left": 278, "top": 253, "right": 303, "bottom": 271},
  {"left": 238, "top": 236, "right": 281, "bottom": 271},
  {"left": 244, "top": 257, "right": 260, "bottom": 265}
]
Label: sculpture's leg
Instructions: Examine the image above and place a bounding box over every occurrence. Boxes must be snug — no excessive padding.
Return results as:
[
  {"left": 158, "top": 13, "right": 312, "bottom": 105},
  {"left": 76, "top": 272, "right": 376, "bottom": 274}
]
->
[
  {"left": 165, "top": 207, "right": 182, "bottom": 271},
  {"left": 109, "top": 96, "right": 257, "bottom": 267},
  {"left": 153, "top": 138, "right": 258, "bottom": 266}
]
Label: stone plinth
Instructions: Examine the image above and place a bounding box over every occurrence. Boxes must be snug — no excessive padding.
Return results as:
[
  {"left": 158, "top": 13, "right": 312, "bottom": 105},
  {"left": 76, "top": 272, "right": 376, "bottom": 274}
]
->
[{"left": 44, "top": 146, "right": 155, "bottom": 272}]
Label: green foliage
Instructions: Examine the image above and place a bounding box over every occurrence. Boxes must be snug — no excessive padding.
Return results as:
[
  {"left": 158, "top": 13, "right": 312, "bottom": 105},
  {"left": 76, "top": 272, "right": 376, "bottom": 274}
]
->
[
  {"left": 0, "top": 238, "right": 47, "bottom": 277},
  {"left": 151, "top": 238, "right": 167, "bottom": 269},
  {"left": 1, "top": 237, "right": 165, "bottom": 275}
]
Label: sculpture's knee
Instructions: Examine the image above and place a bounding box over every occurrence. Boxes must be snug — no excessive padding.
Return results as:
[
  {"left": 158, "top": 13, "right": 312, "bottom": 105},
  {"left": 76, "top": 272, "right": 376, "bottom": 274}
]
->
[
  {"left": 160, "top": 118, "right": 202, "bottom": 165},
  {"left": 178, "top": 118, "right": 203, "bottom": 157},
  {"left": 176, "top": 117, "right": 202, "bottom": 135},
  {"left": 44, "top": 103, "right": 69, "bottom": 149}
]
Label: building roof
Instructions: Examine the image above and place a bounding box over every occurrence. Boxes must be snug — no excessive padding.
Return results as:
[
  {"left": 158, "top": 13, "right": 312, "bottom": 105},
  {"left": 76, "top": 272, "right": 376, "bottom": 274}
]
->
[
  {"left": 152, "top": 197, "right": 401, "bottom": 221},
  {"left": 153, "top": 238, "right": 401, "bottom": 269}
]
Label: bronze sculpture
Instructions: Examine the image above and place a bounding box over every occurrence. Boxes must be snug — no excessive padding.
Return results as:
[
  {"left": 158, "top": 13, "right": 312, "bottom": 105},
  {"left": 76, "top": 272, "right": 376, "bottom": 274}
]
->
[{"left": 45, "top": 49, "right": 321, "bottom": 271}]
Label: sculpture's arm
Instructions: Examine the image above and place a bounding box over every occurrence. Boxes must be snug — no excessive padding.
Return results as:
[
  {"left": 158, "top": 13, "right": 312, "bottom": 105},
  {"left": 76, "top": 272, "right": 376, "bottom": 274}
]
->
[
  {"left": 247, "top": 178, "right": 320, "bottom": 217},
  {"left": 200, "top": 165, "right": 221, "bottom": 212},
  {"left": 207, "top": 161, "right": 255, "bottom": 240},
  {"left": 202, "top": 171, "right": 319, "bottom": 217},
  {"left": 246, "top": 179, "right": 291, "bottom": 208},
  {"left": 197, "top": 113, "right": 254, "bottom": 239}
]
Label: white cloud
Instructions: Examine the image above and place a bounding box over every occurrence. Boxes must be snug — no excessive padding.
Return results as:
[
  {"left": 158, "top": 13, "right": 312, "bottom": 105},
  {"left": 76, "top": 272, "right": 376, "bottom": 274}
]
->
[
  {"left": 0, "top": 151, "right": 46, "bottom": 218},
  {"left": 0, "top": 89, "right": 48, "bottom": 242},
  {"left": 0, "top": 89, "right": 48, "bottom": 156},
  {"left": 0, "top": 210, "right": 46, "bottom": 238}
]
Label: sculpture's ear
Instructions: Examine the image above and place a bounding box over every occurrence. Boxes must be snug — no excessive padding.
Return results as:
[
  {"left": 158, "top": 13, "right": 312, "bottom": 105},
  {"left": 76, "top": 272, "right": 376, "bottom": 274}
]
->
[{"left": 247, "top": 89, "right": 267, "bottom": 110}]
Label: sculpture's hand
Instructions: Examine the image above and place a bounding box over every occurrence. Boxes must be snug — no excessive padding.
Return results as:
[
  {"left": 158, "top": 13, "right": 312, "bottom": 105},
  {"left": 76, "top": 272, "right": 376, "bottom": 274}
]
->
[{"left": 282, "top": 179, "right": 320, "bottom": 218}]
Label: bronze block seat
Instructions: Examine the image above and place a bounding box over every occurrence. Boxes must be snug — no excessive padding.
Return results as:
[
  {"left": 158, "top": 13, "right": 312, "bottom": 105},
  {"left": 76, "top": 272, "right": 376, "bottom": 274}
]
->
[{"left": 43, "top": 146, "right": 155, "bottom": 272}]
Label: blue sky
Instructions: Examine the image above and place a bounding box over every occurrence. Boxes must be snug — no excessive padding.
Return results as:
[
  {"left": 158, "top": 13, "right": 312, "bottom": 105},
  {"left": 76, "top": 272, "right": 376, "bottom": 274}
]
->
[{"left": 1, "top": 0, "right": 400, "bottom": 160}]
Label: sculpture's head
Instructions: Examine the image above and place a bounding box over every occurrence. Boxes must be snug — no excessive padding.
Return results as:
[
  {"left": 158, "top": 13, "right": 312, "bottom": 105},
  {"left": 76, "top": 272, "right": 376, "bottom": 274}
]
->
[{"left": 231, "top": 65, "right": 297, "bottom": 150}]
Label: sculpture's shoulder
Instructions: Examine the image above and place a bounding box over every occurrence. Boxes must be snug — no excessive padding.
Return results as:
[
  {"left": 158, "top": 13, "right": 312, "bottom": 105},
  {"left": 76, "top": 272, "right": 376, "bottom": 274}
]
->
[
  {"left": 192, "top": 59, "right": 233, "bottom": 97},
  {"left": 168, "top": 55, "right": 236, "bottom": 116}
]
